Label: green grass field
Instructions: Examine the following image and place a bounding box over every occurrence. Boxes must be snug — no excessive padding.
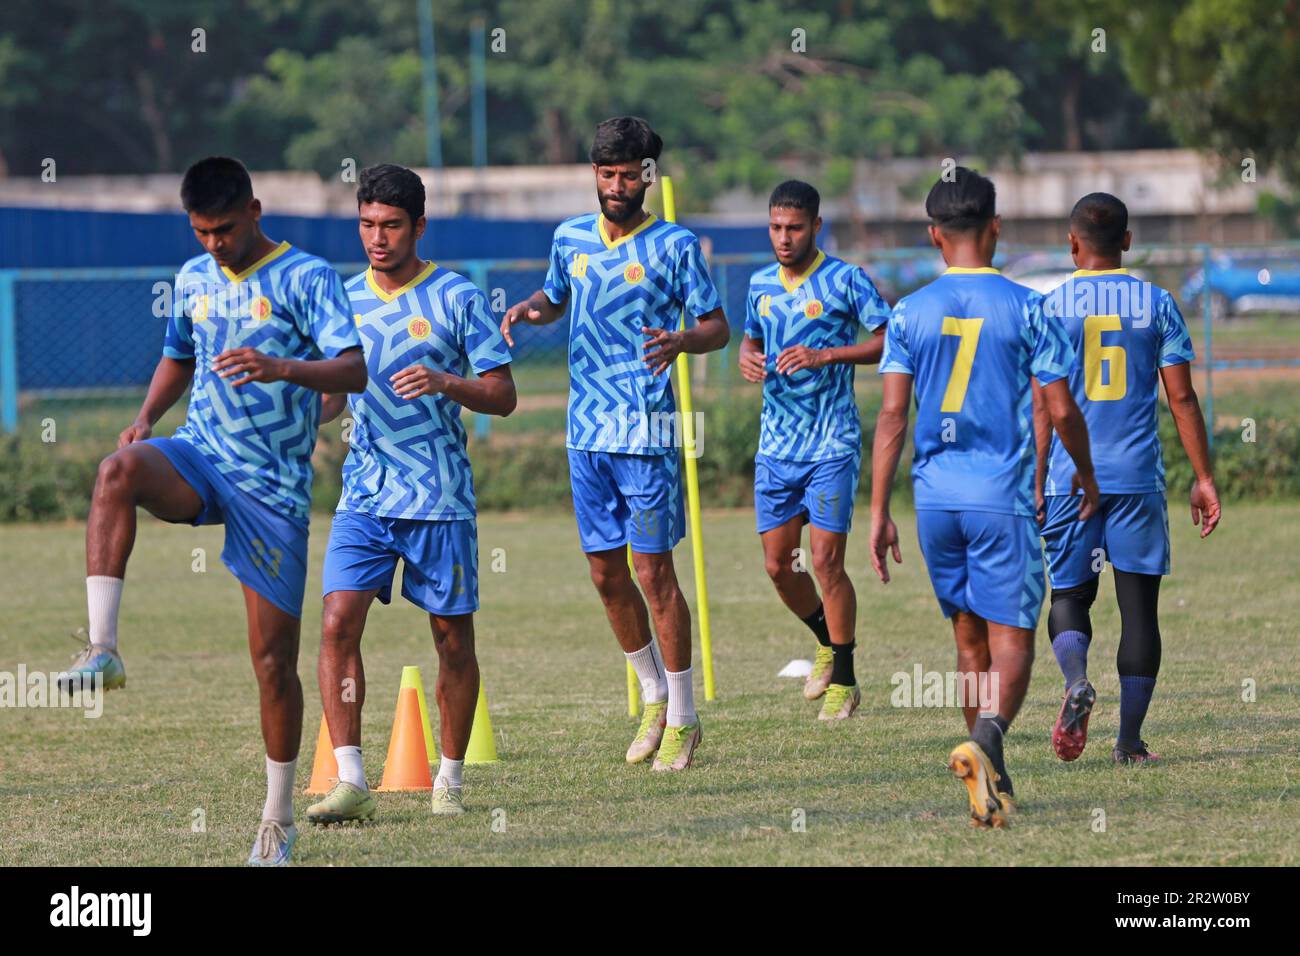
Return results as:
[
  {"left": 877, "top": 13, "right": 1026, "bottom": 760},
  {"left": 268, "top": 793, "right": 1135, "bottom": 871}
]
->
[{"left": 1, "top": 503, "right": 1296, "bottom": 866}]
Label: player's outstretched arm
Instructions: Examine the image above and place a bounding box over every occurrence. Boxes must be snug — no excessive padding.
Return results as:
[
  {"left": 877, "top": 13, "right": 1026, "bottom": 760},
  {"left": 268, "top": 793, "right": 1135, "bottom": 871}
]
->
[
  {"left": 390, "top": 363, "right": 517, "bottom": 417},
  {"left": 775, "top": 327, "right": 885, "bottom": 374},
  {"left": 642, "top": 308, "right": 730, "bottom": 376},
  {"left": 119, "top": 356, "right": 196, "bottom": 447},
  {"left": 1031, "top": 380, "right": 1051, "bottom": 524},
  {"left": 1160, "top": 362, "right": 1220, "bottom": 537},
  {"left": 1039, "top": 378, "right": 1100, "bottom": 521},
  {"left": 213, "top": 345, "right": 367, "bottom": 394},
  {"left": 869, "top": 372, "right": 911, "bottom": 583},
  {"left": 738, "top": 334, "right": 766, "bottom": 383},
  {"left": 501, "top": 290, "right": 566, "bottom": 347}
]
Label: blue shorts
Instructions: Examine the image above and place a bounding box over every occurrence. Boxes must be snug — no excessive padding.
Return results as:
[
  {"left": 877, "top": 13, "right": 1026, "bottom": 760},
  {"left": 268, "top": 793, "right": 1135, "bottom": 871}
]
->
[
  {"left": 567, "top": 448, "right": 685, "bottom": 554},
  {"left": 1041, "top": 492, "right": 1170, "bottom": 588},
  {"left": 145, "top": 437, "right": 309, "bottom": 618},
  {"left": 916, "top": 509, "right": 1045, "bottom": 630},
  {"left": 322, "top": 511, "right": 479, "bottom": 616},
  {"left": 754, "top": 452, "right": 859, "bottom": 534}
]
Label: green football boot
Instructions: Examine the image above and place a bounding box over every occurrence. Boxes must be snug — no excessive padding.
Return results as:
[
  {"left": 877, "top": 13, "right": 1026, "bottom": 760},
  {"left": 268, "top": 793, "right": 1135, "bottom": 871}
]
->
[
  {"left": 803, "top": 644, "right": 834, "bottom": 700},
  {"left": 57, "top": 629, "right": 126, "bottom": 696},
  {"left": 305, "top": 781, "right": 377, "bottom": 826},
  {"left": 651, "top": 719, "right": 702, "bottom": 772},
  {"left": 430, "top": 783, "right": 466, "bottom": 816},
  {"left": 626, "top": 699, "right": 668, "bottom": 764},
  {"left": 817, "top": 683, "right": 861, "bottom": 721}
]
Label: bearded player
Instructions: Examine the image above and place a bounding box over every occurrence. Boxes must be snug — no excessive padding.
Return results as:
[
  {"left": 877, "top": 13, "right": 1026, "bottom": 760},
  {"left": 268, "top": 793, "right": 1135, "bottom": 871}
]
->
[{"left": 501, "top": 117, "right": 729, "bottom": 771}]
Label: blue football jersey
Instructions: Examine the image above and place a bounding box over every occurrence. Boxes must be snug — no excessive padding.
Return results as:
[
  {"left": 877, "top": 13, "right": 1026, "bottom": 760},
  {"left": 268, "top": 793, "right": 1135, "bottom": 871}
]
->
[
  {"left": 879, "top": 267, "right": 1074, "bottom": 517},
  {"left": 340, "top": 263, "right": 512, "bottom": 520},
  {"left": 1040, "top": 269, "right": 1195, "bottom": 495},
  {"left": 543, "top": 213, "right": 721, "bottom": 455},
  {"left": 744, "top": 251, "right": 889, "bottom": 461},
  {"left": 163, "top": 241, "right": 362, "bottom": 519}
]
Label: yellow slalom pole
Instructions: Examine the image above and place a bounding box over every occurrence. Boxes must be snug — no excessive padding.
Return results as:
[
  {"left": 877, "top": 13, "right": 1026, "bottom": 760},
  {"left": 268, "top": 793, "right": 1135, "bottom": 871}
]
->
[
  {"left": 625, "top": 545, "right": 640, "bottom": 716},
  {"left": 660, "top": 175, "right": 716, "bottom": 701}
]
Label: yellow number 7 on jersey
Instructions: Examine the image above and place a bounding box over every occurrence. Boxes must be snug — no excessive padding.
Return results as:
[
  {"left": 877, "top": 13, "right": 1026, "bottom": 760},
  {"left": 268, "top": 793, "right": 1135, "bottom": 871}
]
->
[{"left": 940, "top": 316, "right": 984, "bottom": 412}]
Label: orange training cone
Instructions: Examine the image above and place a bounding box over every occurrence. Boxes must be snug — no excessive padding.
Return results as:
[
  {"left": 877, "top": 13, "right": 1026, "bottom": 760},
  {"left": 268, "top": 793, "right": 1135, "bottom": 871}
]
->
[
  {"left": 304, "top": 715, "right": 338, "bottom": 795},
  {"left": 465, "top": 680, "right": 499, "bottom": 765},
  {"left": 375, "top": 687, "right": 434, "bottom": 791}
]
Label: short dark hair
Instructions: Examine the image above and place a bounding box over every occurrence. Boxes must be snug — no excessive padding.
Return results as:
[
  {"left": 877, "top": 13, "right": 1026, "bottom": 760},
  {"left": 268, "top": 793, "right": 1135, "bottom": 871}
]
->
[
  {"left": 769, "top": 180, "right": 820, "bottom": 220},
  {"left": 1070, "top": 192, "right": 1128, "bottom": 256},
  {"left": 181, "top": 156, "right": 253, "bottom": 215},
  {"left": 356, "top": 164, "right": 426, "bottom": 226},
  {"left": 925, "top": 166, "right": 996, "bottom": 233},
  {"left": 589, "top": 116, "right": 663, "bottom": 167}
]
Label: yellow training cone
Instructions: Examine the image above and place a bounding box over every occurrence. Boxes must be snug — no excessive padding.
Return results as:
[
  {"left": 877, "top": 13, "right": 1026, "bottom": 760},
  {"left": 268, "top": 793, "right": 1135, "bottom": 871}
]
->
[
  {"left": 464, "top": 680, "right": 498, "bottom": 765},
  {"left": 399, "top": 664, "right": 438, "bottom": 763},
  {"left": 304, "top": 715, "right": 338, "bottom": 795}
]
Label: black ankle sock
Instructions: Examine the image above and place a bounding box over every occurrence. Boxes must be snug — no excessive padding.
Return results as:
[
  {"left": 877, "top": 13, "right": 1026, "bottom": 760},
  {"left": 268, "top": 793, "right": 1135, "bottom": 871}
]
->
[
  {"left": 801, "top": 604, "right": 832, "bottom": 647},
  {"left": 972, "top": 715, "right": 1011, "bottom": 792},
  {"left": 830, "top": 640, "right": 856, "bottom": 686}
]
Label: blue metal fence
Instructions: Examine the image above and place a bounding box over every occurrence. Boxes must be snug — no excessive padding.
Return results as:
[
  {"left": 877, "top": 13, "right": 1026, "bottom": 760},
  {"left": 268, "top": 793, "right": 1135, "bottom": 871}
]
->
[{"left": 3, "top": 243, "right": 1299, "bottom": 439}]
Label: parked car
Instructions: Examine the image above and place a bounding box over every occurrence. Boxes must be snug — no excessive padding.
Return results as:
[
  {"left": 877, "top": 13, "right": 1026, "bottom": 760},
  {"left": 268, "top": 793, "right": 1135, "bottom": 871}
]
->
[{"left": 1182, "top": 255, "right": 1300, "bottom": 319}]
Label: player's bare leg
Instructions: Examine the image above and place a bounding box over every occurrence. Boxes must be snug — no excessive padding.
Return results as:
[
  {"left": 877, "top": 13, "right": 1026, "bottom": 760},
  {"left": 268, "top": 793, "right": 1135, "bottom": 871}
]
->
[
  {"left": 243, "top": 585, "right": 303, "bottom": 863},
  {"left": 761, "top": 517, "right": 834, "bottom": 699},
  {"left": 307, "top": 588, "right": 380, "bottom": 826},
  {"left": 810, "top": 526, "right": 860, "bottom": 720},
  {"left": 948, "top": 612, "right": 1031, "bottom": 827},
  {"left": 60, "top": 443, "right": 204, "bottom": 694},
  {"left": 586, "top": 548, "right": 669, "bottom": 764},
  {"left": 428, "top": 612, "right": 478, "bottom": 815},
  {"left": 630, "top": 550, "right": 700, "bottom": 772}
]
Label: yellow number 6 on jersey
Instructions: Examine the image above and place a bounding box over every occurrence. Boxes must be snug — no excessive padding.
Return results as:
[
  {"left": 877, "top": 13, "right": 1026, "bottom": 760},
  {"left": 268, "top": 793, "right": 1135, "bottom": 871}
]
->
[
  {"left": 940, "top": 316, "right": 984, "bottom": 412},
  {"left": 1084, "top": 314, "right": 1126, "bottom": 401}
]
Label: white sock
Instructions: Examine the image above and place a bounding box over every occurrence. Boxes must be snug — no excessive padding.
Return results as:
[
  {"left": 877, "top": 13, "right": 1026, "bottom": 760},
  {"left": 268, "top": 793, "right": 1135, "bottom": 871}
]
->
[
  {"left": 625, "top": 640, "right": 668, "bottom": 704},
  {"left": 262, "top": 756, "right": 297, "bottom": 825},
  {"left": 86, "top": 576, "right": 123, "bottom": 650},
  {"left": 666, "top": 667, "right": 696, "bottom": 727},
  {"left": 334, "top": 745, "right": 366, "bottom": 790},
  {"left": 435, "top": 756, "right": 464, "bottom": 790}
]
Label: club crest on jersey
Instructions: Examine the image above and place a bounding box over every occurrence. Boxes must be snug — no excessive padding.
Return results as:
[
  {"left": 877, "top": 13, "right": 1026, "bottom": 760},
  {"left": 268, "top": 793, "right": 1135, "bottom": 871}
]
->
[
  {"left": 624, "top": 262, "right": 645, "bottom": 284},
  {"left": 407, "top": 316, "right": 432, "bottom": 340},
  {"left": 249, "top": 295, "right": 272, "bottom": 322},
  {"left": 803, "top": 298, "right": 824, "bottom": 319}
]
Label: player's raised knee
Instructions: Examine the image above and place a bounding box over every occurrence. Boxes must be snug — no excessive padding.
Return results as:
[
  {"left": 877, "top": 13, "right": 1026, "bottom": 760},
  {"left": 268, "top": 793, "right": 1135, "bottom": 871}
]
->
[{"left": 94, "top": 448, "right": 144, "bottom": 500}]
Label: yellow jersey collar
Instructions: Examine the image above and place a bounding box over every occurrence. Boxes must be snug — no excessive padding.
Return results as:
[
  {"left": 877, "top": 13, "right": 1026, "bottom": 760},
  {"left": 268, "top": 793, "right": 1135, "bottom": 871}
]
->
[
  {"left": 221, "top": 240, "right": 291, "bottom": 283},
  {"left": 366, "top": 260, "right": 438, "bottom": 303},
  {"left": 779, "top": 249, "right": 826, "bottom": 293},
  {"left": 598, "top": 212, "right": 657, "bottom": 250}
]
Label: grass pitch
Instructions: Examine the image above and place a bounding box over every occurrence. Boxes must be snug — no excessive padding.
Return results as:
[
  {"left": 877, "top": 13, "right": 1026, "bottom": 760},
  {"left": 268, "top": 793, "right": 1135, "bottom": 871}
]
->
[{"left": 0, "top": 503, "right": 1296, "bottom": 866}]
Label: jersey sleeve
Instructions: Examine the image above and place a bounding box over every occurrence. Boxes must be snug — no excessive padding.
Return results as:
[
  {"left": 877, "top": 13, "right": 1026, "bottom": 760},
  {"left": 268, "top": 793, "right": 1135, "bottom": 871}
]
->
[
  {"left": 878, "top": 300, "right": 914, "bottom": 375},
  {"left": 300, "top": 266, "right": 363, "bottom": 358},
  {"left": 1156, "top": 291, "right": 1196, "bottom": 367},
  {"left": 1026, "top": 291, "right": 1075, "bottom": 386},
  {"left": 162, "top": 271, "right": 196, "bottom": 360},
  {"left": 849, "top": 266, "right": 891, "bottom": 333},
  {"left": 458, "top": 285, "right": 513, "bottom": 375},
  {"left": 743, "top": 281, "right": 763, "bottom": 340},
  {"left": 673, "top": 234, "right": 722, "bottom": 322},
  {"left": 542, "top": 228, "right": 570, "bottom": 306}
]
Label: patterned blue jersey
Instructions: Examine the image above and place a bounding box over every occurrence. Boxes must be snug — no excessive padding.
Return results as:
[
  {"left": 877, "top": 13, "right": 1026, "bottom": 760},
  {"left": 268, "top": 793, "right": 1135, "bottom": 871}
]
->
[
  {"left": 340, "top": 263, "right": 512, "bottom": 521},
  {"left": 744, "top": 251, "right": 890, "bottom": 461},
  {"left": 879, "top": 268, "right": 1074, "bottom": 517},
  {"left": 163, "top": 241, "right": 362, "bottom": 520},
  {"left": 543, "top": 213, "right": 721, "bottom": 455},
  {"left": 1040, "top": 269, "right": 1195, "bottom": 496}
]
